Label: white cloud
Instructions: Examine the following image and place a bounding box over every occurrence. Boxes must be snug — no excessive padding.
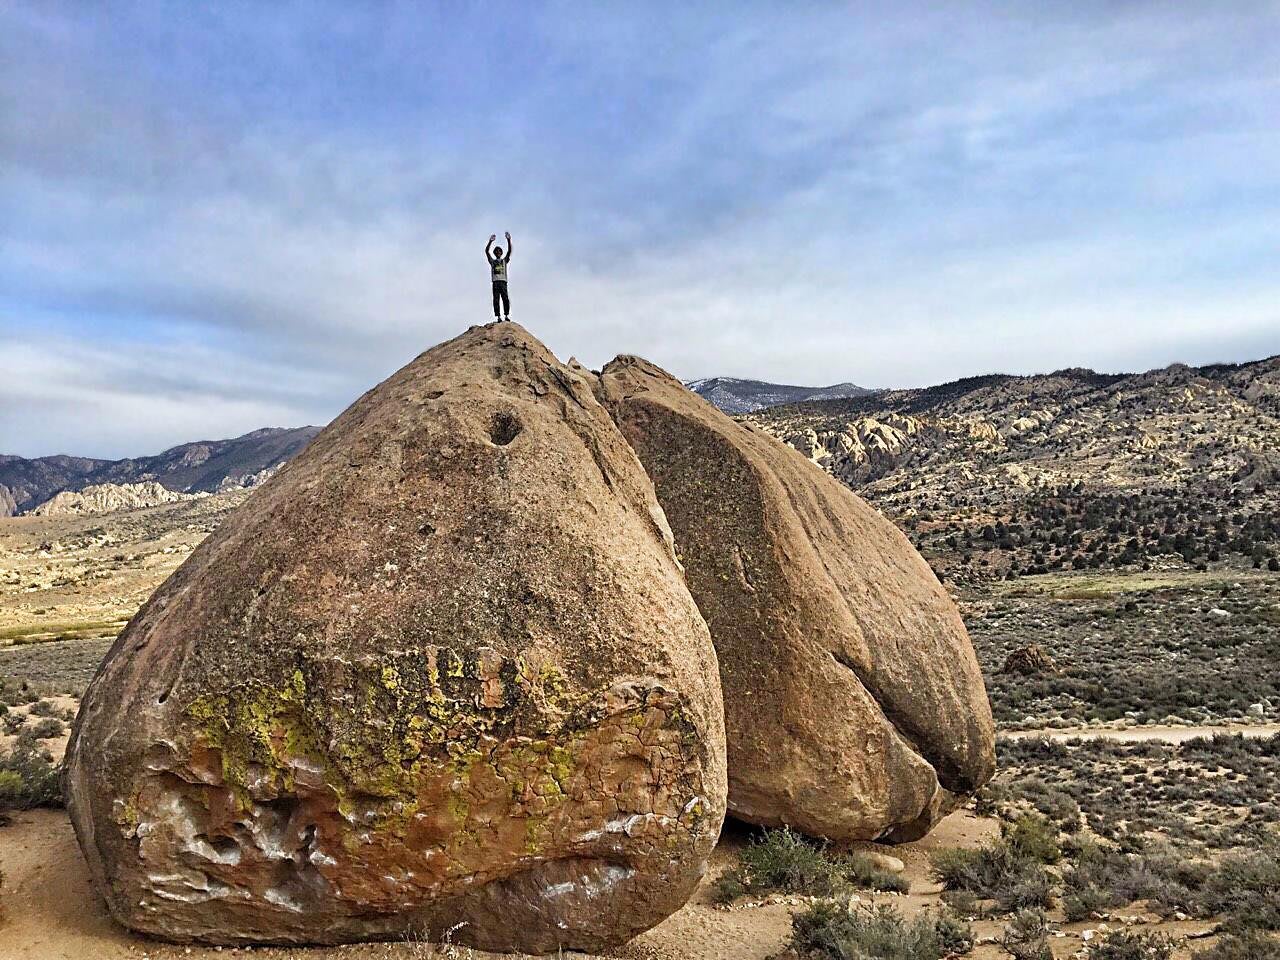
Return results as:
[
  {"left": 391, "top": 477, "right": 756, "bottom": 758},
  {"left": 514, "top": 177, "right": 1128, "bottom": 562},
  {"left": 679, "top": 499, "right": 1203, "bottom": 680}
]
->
[{"left": 2, "top": 2, "right": 1279, "bottom": 456}]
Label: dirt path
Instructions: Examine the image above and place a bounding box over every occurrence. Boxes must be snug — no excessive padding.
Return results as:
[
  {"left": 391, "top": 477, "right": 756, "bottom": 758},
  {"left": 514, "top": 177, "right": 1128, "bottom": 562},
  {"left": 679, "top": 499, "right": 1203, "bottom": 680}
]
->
[{"left": 1006, "top": 722, "right": 1280, "bottom": 743}]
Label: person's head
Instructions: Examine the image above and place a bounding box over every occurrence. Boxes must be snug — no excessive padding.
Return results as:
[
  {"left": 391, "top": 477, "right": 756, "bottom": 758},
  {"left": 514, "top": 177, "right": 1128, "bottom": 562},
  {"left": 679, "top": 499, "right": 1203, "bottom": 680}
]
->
[{"left": 493, "top": 246, "right": 503, "bottom": 258}]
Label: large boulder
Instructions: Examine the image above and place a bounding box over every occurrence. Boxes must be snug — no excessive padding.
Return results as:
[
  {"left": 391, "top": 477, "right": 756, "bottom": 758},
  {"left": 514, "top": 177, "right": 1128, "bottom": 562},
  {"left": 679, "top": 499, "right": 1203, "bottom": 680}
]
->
[
  {"left": 595, "top": 356, "right": 994, "bottom": 842},
  {"left": 65, "top": 323, "right": 726, "bottom": 953}
]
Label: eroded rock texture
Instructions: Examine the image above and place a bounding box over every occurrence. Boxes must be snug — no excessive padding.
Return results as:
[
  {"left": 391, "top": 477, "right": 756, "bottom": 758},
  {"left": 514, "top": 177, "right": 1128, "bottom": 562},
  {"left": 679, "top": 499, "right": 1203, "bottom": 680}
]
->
[
  {"left": 596, "top": 356, "right": 994, "bottom": 842},
  {"left": 65, "top": 323, "right": 726, "bottom": 952}
]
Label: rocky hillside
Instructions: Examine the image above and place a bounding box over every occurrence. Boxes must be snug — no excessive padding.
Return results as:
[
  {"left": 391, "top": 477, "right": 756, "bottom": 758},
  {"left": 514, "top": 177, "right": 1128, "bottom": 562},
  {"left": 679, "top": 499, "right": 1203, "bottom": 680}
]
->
[
  {"left": 686, "top": 377, "right": 873, "bottom": 414},
  {"left": 0, "top": 426, "right": 319, "bottom": 516},
  {"left": 750, "top": 357, "right": 1280, "bottom": 582},
  {"left": 30, "top": 481, "right": 204, "bottom": 517}
]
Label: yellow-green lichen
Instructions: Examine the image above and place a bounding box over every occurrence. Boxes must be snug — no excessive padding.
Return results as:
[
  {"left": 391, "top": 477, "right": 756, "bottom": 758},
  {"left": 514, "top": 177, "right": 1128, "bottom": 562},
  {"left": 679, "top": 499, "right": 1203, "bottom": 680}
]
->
[
  {"left": 180, "top": 650, "right": 601, "bottom": 848},
  {"left": 169, "top": 647, "right": 716, "bottom": 886}
]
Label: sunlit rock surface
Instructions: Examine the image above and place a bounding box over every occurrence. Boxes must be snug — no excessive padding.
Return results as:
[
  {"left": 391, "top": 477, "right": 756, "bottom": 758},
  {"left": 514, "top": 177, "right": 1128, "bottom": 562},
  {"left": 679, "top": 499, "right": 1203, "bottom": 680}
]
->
[
  {"left": 66, "top": 322, "right": 726, "bottom": 953},
  {"left": 597, "top": 355, "right": 994, "bottom": 842}
]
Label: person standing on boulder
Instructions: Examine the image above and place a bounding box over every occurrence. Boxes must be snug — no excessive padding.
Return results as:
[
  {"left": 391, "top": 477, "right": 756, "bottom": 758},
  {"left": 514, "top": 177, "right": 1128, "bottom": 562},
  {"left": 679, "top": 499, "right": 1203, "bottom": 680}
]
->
[{"left": 486, "top": 232, "right": 512, "bottom": 320}]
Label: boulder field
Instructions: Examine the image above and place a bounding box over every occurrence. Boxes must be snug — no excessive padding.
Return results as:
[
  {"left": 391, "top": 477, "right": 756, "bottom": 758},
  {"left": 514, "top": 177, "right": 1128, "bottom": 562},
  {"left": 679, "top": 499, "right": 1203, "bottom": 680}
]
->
[
  {"left": 65, "top": 323, "right": 727, "bottom": 952},
  {"left": 595, "top": 355, "right": 995, "bottom": 842},
  {"left": 66, "top": 321, "right": 994, "bottom": 952}
]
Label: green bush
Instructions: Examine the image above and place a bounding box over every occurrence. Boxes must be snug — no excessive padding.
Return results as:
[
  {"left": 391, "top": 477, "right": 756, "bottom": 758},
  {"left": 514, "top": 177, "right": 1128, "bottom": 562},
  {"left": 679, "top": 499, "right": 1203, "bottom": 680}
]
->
[
  {"left": 1064, "top": 884, "right": 1113, "bottom": 922},
  {"left": 1193, "top": 931, "right": 1280, "bottom": 960},
  {"left": 788, "top": 901, "right": 972, "bottom": 960},
  {"left": 984, "top": 775, "right": 1082, "bottom": 831},
  {"left": 1085, "top": 929, "right": 1173, "bottom": 960},
  {"left": 841, "top": 852, "right": 910, "bottom": 895},
  {"left": 1006, "top": 938, "right": 1052, "bottom": 960},
  {"left": 713, "top": 828, "right": 907, "bottom": 904},
  {"left": 931, "top": 842, "right": 1053, "bottom": 911},
  {"left": 1062, "top": 836, "right": 1207, "bottom": 918},
  {"left": 0, "top": 679, "right": 39, "bottom": 708},
  {"left": 1003, "top": 908, "right": 1049, "bottom": 941},
  {"left": 1004, "top": 813, "right": 1062, "bottom": 864},
  {"left": 933, "top": 911, "right": 975, "bottom": 956},
  {"left": 1196, "top": 847, "right": 1280, "bottom": 933},
  {"left": 0, "top": 739, "right": 62, "bottom": 810},
  {"left": 28, "top": 717, "right": 64, "bottom": 740},
  {"left": 1000, "top": 908, "right": 1052, "bottom": 960}
]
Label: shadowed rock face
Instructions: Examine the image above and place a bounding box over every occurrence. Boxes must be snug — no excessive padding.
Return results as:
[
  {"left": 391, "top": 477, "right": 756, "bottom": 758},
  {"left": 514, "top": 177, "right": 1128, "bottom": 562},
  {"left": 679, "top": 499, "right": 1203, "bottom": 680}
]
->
[
  {"left": 65, "top": 323, "right": 726, "bottom": 953},
  {"left": 596, "top": 356, "right": 995, "bottom": 842}
]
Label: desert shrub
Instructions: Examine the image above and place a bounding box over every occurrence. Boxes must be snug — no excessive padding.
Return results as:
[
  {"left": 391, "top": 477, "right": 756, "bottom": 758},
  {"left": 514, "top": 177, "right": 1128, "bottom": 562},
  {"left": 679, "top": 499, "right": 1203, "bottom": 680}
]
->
[
  {"left": 788, "top": 901, "right": 972, "bottom": 960},
  {"left": 28, "top": 717, "right": 64, "bottom": 740},
  {"left": 1003, "top": 908, "right": 1049, "bottom": 941},
  {"left": 0, "top": 739, "right": 62, "bottom": 810},
  {"left": 1004, "top": 813, "right": 1061, "bottom": 863},
  {"left": 1006, "top": 938, "right": 1052, "bottom": 960},
  {"left": 712, "top": 828, "right": 907, "bottom": 903},
  {"left": 931, "top": 842, "right": 1053, "bottom": 911},
  {"left": 1063, "top": 836, "right": 1207, "bottom": 917},
  {"left": 7, "top": 683, "right": 40, "bottom": 707},
  {"left": 28, "top": 699, "right": 57, "bottom": 718},
  {"left": 1028, "top": 784, "right": 1082, "bottom": 829},
  {"left": 932, "top": 911, "right": 975, "bottom": 956},
  {"left": 0, "top": 680, "right": 39, "bottom": 708},
  {"left": 1195, "top": 847, "right": 1280, "bottom": 933},
  {"left": 937, "top": 888, "right": 981, "bottom": 917},
  {"left": 1194, "top": 931, "right": 1280, "bottom": 960},
  {"left": 991, "top": 735, "right": 1280, "bottom": 853},
  {"left": 981, "top": 772, "right": 1082, "bottom": 831},
  {"left": 1000, "top": 908, "right": 1052, "bottom": 960},
  {"left": 712, "top": 871, "right": 748, "bottom": 903},
  {"left": 2, "top": 712, "right": 23, "bottom": 735},
  {"left": 842, "top": 853, "right": 910, "bottom": 894},
  {"left": 1065, "top": 884, "right": 1114, "bottom": 921},
  {"left": 1085, "top": 929, "right": 1173, "bottom": 960}
]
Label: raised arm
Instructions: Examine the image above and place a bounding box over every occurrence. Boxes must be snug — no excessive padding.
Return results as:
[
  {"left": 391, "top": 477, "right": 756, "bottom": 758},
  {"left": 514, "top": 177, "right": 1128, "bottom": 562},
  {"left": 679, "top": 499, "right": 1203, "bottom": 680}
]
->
[
  {"left": 503, "top": 231, "right": 512, "bottom": 263},
  {"left": 485, "top": 234, "right": 498, "bottom": 264}
]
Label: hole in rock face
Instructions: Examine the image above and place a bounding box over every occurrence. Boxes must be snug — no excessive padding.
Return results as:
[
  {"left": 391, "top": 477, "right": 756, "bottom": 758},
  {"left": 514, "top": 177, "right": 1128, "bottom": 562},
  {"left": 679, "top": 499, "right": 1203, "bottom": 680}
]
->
[
  {"left": 490, "top": 411, "right": 522, "bottom": 446},
  {"left": 209, "top": 835, "right": 240, "bottom": 858}
]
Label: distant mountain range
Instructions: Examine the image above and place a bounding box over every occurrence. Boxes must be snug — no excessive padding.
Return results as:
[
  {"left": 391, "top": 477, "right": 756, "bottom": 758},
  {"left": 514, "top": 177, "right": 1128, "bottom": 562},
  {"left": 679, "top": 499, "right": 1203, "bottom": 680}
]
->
[
  {"left": 6, "top": 356, "right": 1277, "bottom": 537},
  {"left": 750, "top": 356, "right": 1280, "bottom": 581},
  {"left": 0, "top": 426, "right": 320, "bottom": 517},
  {"left": 686, "top": 377, "right": 875, "bottom": 414},
  {"left": 752, "top": 358, "right": 1280, "bottom": 500}
]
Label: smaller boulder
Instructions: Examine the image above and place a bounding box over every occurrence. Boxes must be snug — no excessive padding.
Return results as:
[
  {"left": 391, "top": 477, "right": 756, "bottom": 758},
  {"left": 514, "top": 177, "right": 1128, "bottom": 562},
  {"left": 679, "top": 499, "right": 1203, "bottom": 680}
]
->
[
  {"left": 596, "top": 356, "right": 995, "bottom": 842},
  {"left": 861, "top": 851, "right": 905, "bottom": 875}
]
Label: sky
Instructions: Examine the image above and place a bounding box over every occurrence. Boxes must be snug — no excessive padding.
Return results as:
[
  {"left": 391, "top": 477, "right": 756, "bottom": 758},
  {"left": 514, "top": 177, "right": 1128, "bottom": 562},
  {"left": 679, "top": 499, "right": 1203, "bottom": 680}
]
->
[{"left": 3, "top": 2, "right": 1279, "bottom": 459}]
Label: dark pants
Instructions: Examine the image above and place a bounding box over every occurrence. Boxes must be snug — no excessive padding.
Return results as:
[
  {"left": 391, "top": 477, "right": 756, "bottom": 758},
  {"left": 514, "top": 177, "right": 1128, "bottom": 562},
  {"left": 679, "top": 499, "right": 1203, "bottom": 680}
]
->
[{"left": 492, "top": 281, "right": 509, "bottom": 317}]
